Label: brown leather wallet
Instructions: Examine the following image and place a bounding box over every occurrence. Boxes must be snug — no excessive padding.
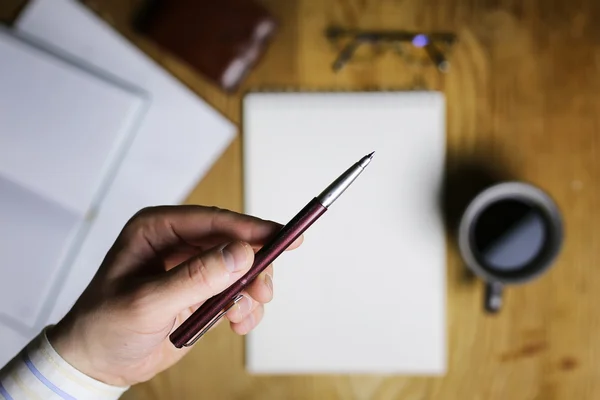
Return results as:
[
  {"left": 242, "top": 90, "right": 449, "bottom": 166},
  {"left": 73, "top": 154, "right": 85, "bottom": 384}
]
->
[{"left": 135, "top": 0, "right": 277, "bottom": 92}]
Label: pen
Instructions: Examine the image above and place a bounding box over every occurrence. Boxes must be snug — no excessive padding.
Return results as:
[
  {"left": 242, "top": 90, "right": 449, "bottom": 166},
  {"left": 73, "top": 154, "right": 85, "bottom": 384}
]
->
[{"left": 170, "top": 152, "right": 375, "bottom": 348}]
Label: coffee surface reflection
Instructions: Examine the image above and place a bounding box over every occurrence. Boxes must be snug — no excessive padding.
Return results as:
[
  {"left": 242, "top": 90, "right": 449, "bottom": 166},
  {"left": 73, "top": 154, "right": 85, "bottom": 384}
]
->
[{"left": 472, "top": 199, "right": 547, "bottom": 272}]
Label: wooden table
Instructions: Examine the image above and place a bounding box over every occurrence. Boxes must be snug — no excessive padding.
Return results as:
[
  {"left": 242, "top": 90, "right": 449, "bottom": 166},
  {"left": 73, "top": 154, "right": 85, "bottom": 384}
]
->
[{"left": 2, "top": 0, "right": 600, "bottom": 398}]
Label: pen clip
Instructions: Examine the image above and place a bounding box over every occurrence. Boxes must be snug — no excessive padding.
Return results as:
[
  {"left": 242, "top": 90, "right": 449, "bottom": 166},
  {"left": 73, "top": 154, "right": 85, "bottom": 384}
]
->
[{"left": 183, "top": 294, "right": 244, "bottom": 347}]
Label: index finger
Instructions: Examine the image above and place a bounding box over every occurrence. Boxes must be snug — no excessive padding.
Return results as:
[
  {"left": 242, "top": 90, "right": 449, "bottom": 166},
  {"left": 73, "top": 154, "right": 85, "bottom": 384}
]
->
[{"left": 122, "top": 205, "right": 303, "bottom": 253}]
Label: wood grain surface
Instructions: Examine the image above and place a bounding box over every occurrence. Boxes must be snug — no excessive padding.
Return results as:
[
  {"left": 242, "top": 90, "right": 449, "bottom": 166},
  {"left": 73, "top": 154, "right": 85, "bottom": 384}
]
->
[{"left": 2, "top": 0, "right": 600, "bottom": 399}]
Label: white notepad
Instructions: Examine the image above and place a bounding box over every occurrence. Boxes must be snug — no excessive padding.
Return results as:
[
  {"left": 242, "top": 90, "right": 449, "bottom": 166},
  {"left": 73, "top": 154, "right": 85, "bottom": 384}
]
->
[
  {"left": 15, "top": 0, "right": 236, "bottom": 326},
  {"left": 0, "top": 29, "right": 146, "bottom": 331},
  {"left": 243, "top": 92, "right": 446, "bottom": 374}
]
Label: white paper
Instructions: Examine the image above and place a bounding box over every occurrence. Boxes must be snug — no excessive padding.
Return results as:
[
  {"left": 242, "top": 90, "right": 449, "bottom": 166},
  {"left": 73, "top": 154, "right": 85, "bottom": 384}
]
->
[
  {"left": 0, "top": 29, "right": 146, "bottom": 332},
  {"left": 0, "top": 29, "right": 145, "bottom": 216},
  {"left": 243, "top": 92, "right": 446, "bottom": 374},
  {"left": 0, "top": 178, "right": 79, "bottom": 327},
  {"left": 15, "top": 0, "right": 236, "bottom": 329}
]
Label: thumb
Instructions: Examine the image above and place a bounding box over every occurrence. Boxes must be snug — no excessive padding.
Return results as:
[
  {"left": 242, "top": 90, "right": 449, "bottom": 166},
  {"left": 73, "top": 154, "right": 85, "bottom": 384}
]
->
[{"left": 151, "top": 241, "right": 254, "bottom": 315}]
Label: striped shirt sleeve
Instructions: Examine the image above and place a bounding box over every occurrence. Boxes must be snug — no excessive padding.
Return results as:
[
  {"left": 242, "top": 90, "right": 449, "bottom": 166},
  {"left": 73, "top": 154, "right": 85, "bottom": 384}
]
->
[{"left": 0, "top": 328, "right": 129, "bottom": 400}]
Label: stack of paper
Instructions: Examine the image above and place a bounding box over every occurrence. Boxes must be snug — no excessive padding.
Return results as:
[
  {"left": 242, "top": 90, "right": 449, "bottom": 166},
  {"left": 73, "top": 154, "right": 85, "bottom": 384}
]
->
[
  {"left": 0, "top": 0, "right": 236, "bottom": 366},
  {"left": 0, "top": 27, "right": 147, "bottom": 334}
]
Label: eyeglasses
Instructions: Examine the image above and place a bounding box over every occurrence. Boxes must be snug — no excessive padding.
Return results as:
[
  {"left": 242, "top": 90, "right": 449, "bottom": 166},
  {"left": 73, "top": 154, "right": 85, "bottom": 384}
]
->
[{"left": 325, "top": 27, "right": 457, "bottom": 73}]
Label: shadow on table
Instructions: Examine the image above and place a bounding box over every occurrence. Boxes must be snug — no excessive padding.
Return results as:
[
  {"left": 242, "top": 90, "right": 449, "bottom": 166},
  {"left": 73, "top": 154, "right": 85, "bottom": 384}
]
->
[{"left": 441, "top": 144, "right": 516, "bottom": 283}]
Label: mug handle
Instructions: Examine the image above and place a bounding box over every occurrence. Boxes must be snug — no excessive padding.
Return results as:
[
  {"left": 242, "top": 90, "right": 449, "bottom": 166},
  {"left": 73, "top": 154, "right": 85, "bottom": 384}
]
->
[{"left": 484, "top": 281, "right": 503, "bottom": 313}]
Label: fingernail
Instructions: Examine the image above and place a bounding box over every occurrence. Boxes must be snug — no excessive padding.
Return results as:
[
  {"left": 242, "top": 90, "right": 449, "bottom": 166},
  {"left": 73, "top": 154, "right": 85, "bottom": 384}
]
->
[
  {"left": 265, "top": 273, "right": 273, "bottom": 295},
  {"left": 222, "top": 242, "right": 250, "bottom": 273},
  {"left": 237, "top": 295, "right": 253, "bottom": 315}
]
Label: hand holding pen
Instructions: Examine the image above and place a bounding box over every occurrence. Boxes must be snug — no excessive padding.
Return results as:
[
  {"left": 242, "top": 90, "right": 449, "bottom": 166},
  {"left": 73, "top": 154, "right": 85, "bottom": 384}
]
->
[
  {"left": 42, "top": 207, "right": 303, "bottom": 387},
  {"left": 22, "top": 153, "right": 372, "bottom": 388}
]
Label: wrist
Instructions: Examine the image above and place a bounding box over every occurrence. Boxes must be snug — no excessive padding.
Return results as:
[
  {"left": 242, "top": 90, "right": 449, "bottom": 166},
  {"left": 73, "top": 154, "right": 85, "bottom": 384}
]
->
[{"left": 47, "top": 321, "right": 129, "bottom": 387}]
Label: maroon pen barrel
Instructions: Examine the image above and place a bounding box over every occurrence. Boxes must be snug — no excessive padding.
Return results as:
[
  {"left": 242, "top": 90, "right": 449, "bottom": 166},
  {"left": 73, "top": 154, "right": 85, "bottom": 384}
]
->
[{"left": 170, "top": 197, "right": 327, "bottom": 348}]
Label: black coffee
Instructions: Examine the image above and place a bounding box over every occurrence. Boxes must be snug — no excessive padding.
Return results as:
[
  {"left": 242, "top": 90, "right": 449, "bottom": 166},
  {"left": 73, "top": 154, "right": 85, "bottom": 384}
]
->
[{"left": 472, "top": 199, "right": 547, "bottom": 272}]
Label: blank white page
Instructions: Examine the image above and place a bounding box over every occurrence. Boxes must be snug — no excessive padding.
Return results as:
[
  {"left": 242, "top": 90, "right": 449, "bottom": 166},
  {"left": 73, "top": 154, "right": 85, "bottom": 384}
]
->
[
  {"left": 0, "top": 29, "right": 145, "bottom": 331},
  {"left": 0, "top": 29, "right": 145, "bottom": 215},
  {"left": 0, "top": 177, "right": 79, "bottom": 327},
  {"left": 243, "top": 92, "right": 446, "bottom": 374}
]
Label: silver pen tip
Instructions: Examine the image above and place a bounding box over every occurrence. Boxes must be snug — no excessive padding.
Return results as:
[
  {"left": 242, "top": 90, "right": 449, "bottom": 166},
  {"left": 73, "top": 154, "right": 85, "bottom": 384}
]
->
[{"left": 357, "top": 152, "right": 375, "bottom": 169}]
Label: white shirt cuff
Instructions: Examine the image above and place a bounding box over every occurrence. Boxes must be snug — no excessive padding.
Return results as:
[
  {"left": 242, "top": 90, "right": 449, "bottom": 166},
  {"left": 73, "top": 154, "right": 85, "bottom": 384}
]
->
[{"left": 0, "top": 327, "right": 129, "bottom": 400}]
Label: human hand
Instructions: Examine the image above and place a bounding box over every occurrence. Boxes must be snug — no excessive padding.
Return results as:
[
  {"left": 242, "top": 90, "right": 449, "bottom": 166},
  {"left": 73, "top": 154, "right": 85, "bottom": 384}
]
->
[{"left": 47, "top": 206, "right": 302, "bottom": 387}]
